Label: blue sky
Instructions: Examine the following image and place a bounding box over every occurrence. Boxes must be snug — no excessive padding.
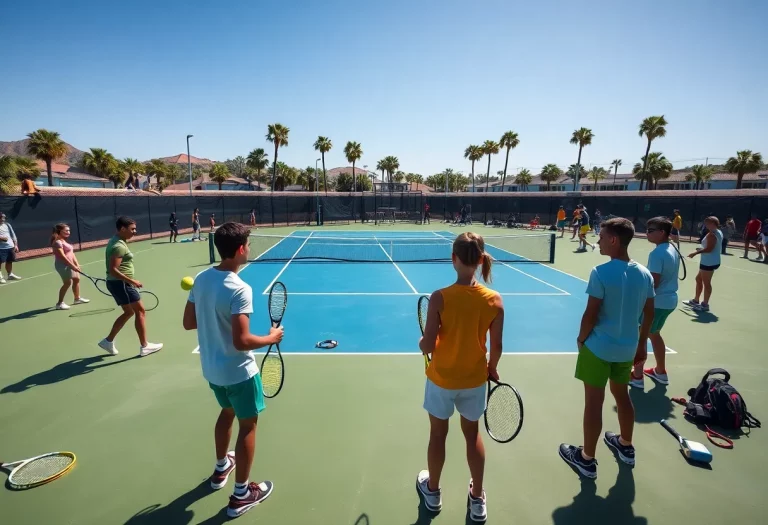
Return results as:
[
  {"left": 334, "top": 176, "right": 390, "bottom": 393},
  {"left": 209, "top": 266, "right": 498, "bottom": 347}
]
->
[{"left": 1, "top": 0, "right": 766, "bottom": 176}]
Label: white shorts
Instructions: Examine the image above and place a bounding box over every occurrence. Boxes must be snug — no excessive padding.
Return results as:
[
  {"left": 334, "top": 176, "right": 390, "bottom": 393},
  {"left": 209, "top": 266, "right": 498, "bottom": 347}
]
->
[{"left": 423, "top": 379, "right": 486, "bottom": 422}]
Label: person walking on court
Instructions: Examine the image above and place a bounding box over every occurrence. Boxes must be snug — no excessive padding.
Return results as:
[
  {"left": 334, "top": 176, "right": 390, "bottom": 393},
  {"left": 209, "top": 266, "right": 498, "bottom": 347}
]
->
[
  {"left": 183, "top": 222, "right": 284, "bottom": 519},
  {"left": 98, "top": 216, "right": 163, "bottom": 357},
  {"left": 684, "top": 216, "right": 723, "bottom": 312},
  {"left": 417, "top": 232, "right": 504, "bottom": 523},
  {"left": 593, "top": 209, "right": 602, "bottom": 236},
  {"left": 742, "top": 214, "right": 764, "bottom": 261},
  {"left": 576, "top": 206, "right": 595, "bottom": 252},
  {"left": 192, "top": 208, "right": 202, "bottom": 241},
  {"left": 50, "top": 223, "right": 89, "bottom": 310},
  {"left": 722, "top": 216, "right": 736, "bottom": 255},
  {"left": 169, "top": 212, "right": 179, "bottom": 243},
  {"left": 671, "top": 209, "right": 682, "bottom": 248},
  {"left": 559, "top": 218, "right": 655, "bottom": 478},
  {"left": 631, "top": 217, "right": 679, "bottom": 389},
  {"left": 556, "top": 206, "right": 567, "bottom": 237},
  {"left": 0, "top": 212, "right": 21, "bottom": 284}
]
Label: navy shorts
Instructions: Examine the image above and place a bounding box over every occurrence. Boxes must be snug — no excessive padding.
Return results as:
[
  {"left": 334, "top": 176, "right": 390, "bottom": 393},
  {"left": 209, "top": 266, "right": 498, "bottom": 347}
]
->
[
  {"left": 106, "top": 279, "right": 141, "bottom": 306},
  {"left": 699, "top": 263, "right": 720, "bottom": 272},
  {"left": 0, "top": 248, "right": 15, "bottom": 263}
]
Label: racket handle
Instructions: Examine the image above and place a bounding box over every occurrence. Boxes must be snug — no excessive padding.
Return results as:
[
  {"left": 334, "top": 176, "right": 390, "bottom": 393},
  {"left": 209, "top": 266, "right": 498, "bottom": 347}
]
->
[{"left": 660, "top": 419, "right": 680, "bottom": 439}]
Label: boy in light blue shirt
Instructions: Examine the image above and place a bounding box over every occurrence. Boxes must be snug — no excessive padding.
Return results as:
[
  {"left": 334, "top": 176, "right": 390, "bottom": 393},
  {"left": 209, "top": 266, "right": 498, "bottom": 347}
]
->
[
  {"left": 559, "top": 217, "right": 655, "bottom": 479},
  {"left": 631, "top": 216, "right": 680, "bottom": 389}
]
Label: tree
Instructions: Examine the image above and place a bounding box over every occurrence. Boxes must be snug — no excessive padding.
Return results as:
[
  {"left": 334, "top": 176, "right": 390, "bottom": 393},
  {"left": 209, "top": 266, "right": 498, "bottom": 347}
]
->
[
  {"left": 482, "top": 140, "right": 500, "bottom": 192},
  {"left": 567, "top": 163, "right": 587, "bottom": 184},
  {"left": 122, "top": 158, "right": 143, "bottom": 186},
  {"left": 394, "top": 171, "right": 405, "bottom": 183},
  {"left": 499, "top": 131, "right": 520, "bottom": 190},
  {"left": 686, "top": 164, "right": 714, "bottom": 190},
  {"left": 539, "top": 163, "right": 562, "bottom": 191},
  {"left": 610, "top": 159, "right": 622, "bottom": 184},
  {"left": 0, "top": 155, "right": 40, "bottom": 194},
  {"left": 725, "top": 150, "right": 763, "bottom": 189},
  {"left": 638, "top": 116, "right": 668, "bottom": 190},
  {"left": 632, "top": 152, "right": 672, "bottom": 190},
  {"left": 464, "top": 144, "right": 483, "bottom": 192},
  {"left": 376, "top": 159, "right": 385, "bottom": 183},
  {"left": 569, "top": 127, "right": 594, "bottom": 190},
  {"left": 266, "top": 123, "right": 289, "bottom": 191},
  {"left": 343, "top": 141, "right": 363, "bottom": 190},
  {"left": 514, "top": 168, "right": 532, "bottom": 191},
  {"left": 209, "top": 163, "right": 230, "bottom": 190},
  {"left": 143, "top": 159, "right": 168, "bottom": 187},
  {"left": 246, "top": 148, "right": 269, "bottom": 189},
  {"left": 355, "top": 174, "right": 372, "bottom": 192},
  {"left": 382, "top": 156, "right": 400, "bottom": 183},
  {"left": 83, "top": 148, "right": 121, "bottom": 187},
  {"left": 588, "top": 166, "right": 607, "bottom": 188},
  {"left": 26, "top": 129, "right": 67, "bottom": 186},
  {"left": 313, "top": 136, "right": 332, "bottom": 195}
]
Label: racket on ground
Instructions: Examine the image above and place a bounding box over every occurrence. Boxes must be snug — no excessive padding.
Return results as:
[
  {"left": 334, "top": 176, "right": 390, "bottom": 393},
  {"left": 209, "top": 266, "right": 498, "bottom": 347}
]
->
[
  {"left": 261, "top": 281, "right": 287, "bottom": 398},
  {"left": 484, "top": 378, "right": 524, "bottom": 443},
  {"left": 1, "top": 452, "right": 76, "bottom": 490},
  {"left": 79, "top": 271, "right": 159, "bottom": 311},
  {"left": 417, "top": 295, "right": 430, "bottom": 369}
]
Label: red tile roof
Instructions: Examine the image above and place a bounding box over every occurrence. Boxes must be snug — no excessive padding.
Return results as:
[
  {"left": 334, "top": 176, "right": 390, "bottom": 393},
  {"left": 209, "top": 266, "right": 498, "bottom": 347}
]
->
[{"left": 157, "top": 154, "right": 215, "bottom": 165}]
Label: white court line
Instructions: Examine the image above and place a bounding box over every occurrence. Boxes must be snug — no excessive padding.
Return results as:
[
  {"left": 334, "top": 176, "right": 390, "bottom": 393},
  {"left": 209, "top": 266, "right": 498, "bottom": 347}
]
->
[
  {"left": 722, "top": 265, "right": 768, "bottom": 276},
  {"left": 258, "top": 291, "right": 568, "bottom": 296},
  {"left": 375, "top": 236, "right": 418, "bottom": 294},
  {"left": 261, "top": 232, "right": 313, "bottom": 294}
]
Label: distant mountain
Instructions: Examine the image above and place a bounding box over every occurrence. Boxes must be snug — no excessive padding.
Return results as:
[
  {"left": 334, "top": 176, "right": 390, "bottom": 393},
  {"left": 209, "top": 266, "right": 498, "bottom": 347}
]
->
[
  {"left": 155, "top": 153, "right": 215, "bottom": 166},
  {"left": 0, "top": 138, "right": 85, "bottom": 166}
]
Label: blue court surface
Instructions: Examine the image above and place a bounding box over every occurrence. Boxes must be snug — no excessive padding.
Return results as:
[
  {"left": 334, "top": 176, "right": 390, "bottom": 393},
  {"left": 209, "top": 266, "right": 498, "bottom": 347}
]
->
[{"left": 234, "top": 230, "right": 595, "bottom": 355}]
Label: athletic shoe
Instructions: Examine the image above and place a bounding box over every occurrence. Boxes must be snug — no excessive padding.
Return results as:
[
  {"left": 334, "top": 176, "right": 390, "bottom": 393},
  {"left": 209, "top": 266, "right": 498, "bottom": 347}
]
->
[
  {"left": 139, "top": 342, "right": 163, "bottom": 357},
  {"left": 628, "top": 373, "right": 644, "bottom": 389},
  {"left": 416, "top": 470, "right": 442, "bottom": 512},
  {"left": 693, "top": 303, "right": 710, "bottom": 312},
  {"left": 227, "top": 481, "right": 273, "bottom": 518},
  {"left": 72, "top": 297, "right": 90, "bottom": 305},
  {"left": 98, "top": 338, "right": 118, "bottom": 355},
  {"left": 603, "top": 431, "right": 635, "bottom": 466},
  {"left": 56, "top": 302, "right": 71, "bottom": 310},
  {"left": 468, "top": 479, "right": 487, "bottom": 522},
  {"left": 0, "top": 277, "right": 6, "bottom": 284},
  {"left": 7, "top": 273, "right": 21, "bottom": 280},
  {"left": 210, "top": 452, "right": 236, "bottom": 490},
  {"left": 558, "top": 444, "right": 597, "bottom": 479},
  {"left": 682, "top": 299, "right": 699, "bottom": 308},
  {"left": 591, "top": 244, "right": 596, "bottom": 252},
  {"left": 643, "top": 367, "right": 669, "bottom": 385},
  {"left": 757, "top": 255, "right": 764, "bottom": 261}
]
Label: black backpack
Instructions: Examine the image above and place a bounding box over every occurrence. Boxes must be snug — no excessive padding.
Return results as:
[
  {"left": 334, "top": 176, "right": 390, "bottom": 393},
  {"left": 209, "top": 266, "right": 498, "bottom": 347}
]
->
[{"left": 683, "top": 368, "right": 761, "bottom": 431}]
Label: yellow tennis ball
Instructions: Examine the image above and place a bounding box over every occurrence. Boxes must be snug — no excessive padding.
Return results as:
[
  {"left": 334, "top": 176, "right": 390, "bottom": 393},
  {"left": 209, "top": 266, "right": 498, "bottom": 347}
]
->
[{"left": 181, "top": 276, "right": 194, "bottom": 291}]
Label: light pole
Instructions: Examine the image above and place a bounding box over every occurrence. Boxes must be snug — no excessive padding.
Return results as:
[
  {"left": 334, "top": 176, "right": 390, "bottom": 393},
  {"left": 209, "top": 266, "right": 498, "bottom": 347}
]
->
[
  {"left": 315, "top": 158, "right": 321, "bottom": 226},
  {"left": 368, "top": 172, "right": 377, "bottom": 225},
  {"left": 186, "top": 134, "right": 194, "bottom": 195}
]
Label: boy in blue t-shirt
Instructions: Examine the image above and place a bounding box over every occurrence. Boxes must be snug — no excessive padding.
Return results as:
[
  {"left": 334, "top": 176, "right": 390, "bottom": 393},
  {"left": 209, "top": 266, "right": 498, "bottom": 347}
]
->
[
  {"left": 559, "top": 217, "right": 655, "bottom": 479},
  {"left": 183, "top": 222, "right": 284, "bottom": 518}
]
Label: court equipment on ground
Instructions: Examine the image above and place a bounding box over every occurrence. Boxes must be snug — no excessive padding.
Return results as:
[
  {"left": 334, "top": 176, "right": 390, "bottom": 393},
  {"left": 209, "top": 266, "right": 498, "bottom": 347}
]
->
[
  {"left": 417, "top": 295, "right": 431, "bottom": 369},
  {"left": 704, "top": 425, "right": 734, "bottom": 449},
  {"left": 181, "top": 276, "right": 194, "bottom": 290},
  {"left": 484, "top": 378, "right": 524, "bottom": 443},
  {"left": 261, "top": 281, "right": 287, "bottom": 398},
  {"left": 316, "top": 340, "right": 338, "bottom": 349},
  {"left": 1, "top": 452, "right": 76, "bottom": 490},
  {"left": 660, "top": 419, "right": 712, "bottom": 463},
  {"left": 79, "top": 271, "right": 159, "bottom": 311},
  {"left": 210, "top": 232, "right": 556, "bottom": 264}
]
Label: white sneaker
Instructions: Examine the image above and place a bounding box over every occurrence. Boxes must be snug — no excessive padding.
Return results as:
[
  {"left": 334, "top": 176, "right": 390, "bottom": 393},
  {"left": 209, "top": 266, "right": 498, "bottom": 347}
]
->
[
  {"left": 468, "top": 479, "right": 487, "bottom": 522},
  {"left": 98, "top": 338, "right": 118, "bottom": 355},
  {"left": 0, "top": 277, "right": 6, "bottom": 284},
  {"left": 7, "top": 273, "right": 21, "bottom": 280},
  {"left": 139, "top": 342, "right": 163, "bottom": 357},
  {"left": 416, "top": 470, "right": 442, "bottom": 512},
  {"left": 72, "top": 297, "right": 90, "bottom": 305},
  {"left": 758, "top": 255, "right": 765, "bottom": 261},
  {"left": 56, "top": 302, "right": 71, "bottom": 310}
]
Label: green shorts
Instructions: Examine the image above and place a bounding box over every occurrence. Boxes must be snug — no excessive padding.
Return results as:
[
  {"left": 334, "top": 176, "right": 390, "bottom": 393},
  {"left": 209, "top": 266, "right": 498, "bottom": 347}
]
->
[
  {"left": 575, "top": 345, "right": 633, "bottom": 388},
  {"left": 650, "top": 308, "right": 674, "bottom": 334},
  {"left": 209, "top": 375, "right": 265, "bottom": 419}
]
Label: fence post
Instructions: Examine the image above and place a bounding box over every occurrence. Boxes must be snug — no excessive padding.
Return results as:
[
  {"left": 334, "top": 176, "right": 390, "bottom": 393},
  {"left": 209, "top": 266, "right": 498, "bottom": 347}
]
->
[
  {"left": 146, "top": 197, "right": 153, "bottom": 239},
  {"left": 689, "top": 195, "right": 698, "bottom": 243},
  {"left": 74, "top": 195, "right": 83, "bottom": 251}
]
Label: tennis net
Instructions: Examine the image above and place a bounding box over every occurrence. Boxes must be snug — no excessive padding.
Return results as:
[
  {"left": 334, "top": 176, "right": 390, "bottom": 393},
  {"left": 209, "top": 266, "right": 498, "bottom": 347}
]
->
[{"left": 209, "top": 232, "right": 555, "bottom": 264}]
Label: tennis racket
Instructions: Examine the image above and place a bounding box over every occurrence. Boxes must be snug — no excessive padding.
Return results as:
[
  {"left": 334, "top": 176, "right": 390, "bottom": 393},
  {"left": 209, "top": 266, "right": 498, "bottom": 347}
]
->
[
  {"left": 484, "top": 378, "right": 524, "bottom": 443},
  {"left": 79, "top": 271, "right": 159, "bottom": 311},
  {"left": 670, "top": 243, "right": 687, "bottom": 281},
  {"left": 261, "top": 281, "right": 287, "bottom": 398},
  {"left": 1, "top": 451, "right": 76, "bottom": 490},
  {"left": 417, "top": 295, "right": 430, "bottom": 369}
]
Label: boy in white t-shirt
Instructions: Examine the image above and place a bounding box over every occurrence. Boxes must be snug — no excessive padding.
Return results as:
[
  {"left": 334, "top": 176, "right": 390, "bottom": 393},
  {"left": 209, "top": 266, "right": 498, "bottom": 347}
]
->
[{"left": 183, "top": 222, "right": 283, "bottom": 519}]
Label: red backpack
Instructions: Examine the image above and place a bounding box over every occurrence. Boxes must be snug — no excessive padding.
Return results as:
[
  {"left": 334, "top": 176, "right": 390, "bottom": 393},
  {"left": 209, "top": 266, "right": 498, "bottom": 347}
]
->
[{"left": 683, "top": 368, "right": 761, "bottom": 431}]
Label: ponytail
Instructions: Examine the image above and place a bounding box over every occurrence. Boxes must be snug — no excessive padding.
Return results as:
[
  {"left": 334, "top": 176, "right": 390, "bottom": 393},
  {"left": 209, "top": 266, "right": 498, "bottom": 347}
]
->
[
  {"left": 453, "top": 232, "right": 493, "bottom": 283},
  {"left": 480, "top": 252, "right": 493, "bottom": 283}
]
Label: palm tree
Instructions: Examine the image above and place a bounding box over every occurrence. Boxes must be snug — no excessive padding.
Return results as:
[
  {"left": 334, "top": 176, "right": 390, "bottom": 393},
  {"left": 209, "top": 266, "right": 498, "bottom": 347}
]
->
[
  {"left": 725, "top": 150, "right": 763, "bottom": 189},
  {"left": 83, "top": 148, "right": 121, "bottom": 187},
  {"left": 498, "top": 131, "right": 520, "bottom": 190},
  {"left": 638, "top": 116, "right": 668, "bottom": 190},
  {"left": 632, "top": 152, "right": 672, "bottom": 190},
  {"left": 514, "top": 168, "right": 532, "bottom": 191},
  {"left": 463, "top": 144, "right": 483, "bottom": 192},
  {"left": 382, "top": 156, "right": 400, "bottom": 183},
  {"left": 540, "top": 163, "right": 562, "bottom": 191},
  {"left": 246, "top": 148, "right": 269, "bottom": 190},
  {"left": 376, "top": 159, "right": 385, "bottom": 184},
  {"left": 610, "top": 159, "right": 622, "bottom": 184},
  {"left": 122, "top": 158, "right": 143, "bottom": 187},
  {"left": 313, "top": 136, "right": 332, "bottom": 195},
  {"left": 567, "top": 163, "right": 587, "bottom": 184},
  {"left": 343, "top": 141, "right": 363, "bottom": 191},
  {"left": 482, "top": 140, "right": 500, "bottom": 192},
  {"left": 266, "top": 123, "right": 289, "bottom": 191},
  {"left": 569, "top": 128, "right": 594, "bottom": 190},
  {"left": 208, "top": 163, "right": 230, "bottom": 190},
  {"left": 0, "top": 155, "right": 39, "bottom": 194},
  {"left": 685, "top": 164, "right": 713, "bottom": 190},
  {"left": 26, "top": 129, "right": 68, "bottom": 186},
  {"left": 588, "top": 167, "right": 607, "bottom": 189}
]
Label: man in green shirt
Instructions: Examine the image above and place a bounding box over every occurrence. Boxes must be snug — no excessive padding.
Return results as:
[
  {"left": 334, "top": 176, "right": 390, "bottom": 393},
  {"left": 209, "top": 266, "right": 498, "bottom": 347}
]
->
[{"left": 98, "top": 216, "right": 163, "bottom": 357}]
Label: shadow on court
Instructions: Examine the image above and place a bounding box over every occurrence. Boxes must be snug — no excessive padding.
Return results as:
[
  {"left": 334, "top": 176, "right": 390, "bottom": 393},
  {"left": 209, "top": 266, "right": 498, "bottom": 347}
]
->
[
  {"left": 410, "top": 489, "right": 438, "bottom": 525},
  {"left": 0, "top": 355, "right": 138, "bottom": 394},
  {"left": 0, "top": 306, "right": 53, "bottom": 324},
  {"left": 679, "top": 308, "right": 719, "bottom": 324},
  {"left": 69, "top": 307, "right": 116, "bottom": 318},
  {"left": 612, "top": 384, "right": 675, "bottom": 424},
  {"left": 552, "top": 467, "right": 647, "bottom": 525},
  {"left": 124, "top": 480, "right": 227, "bottom": 525}
]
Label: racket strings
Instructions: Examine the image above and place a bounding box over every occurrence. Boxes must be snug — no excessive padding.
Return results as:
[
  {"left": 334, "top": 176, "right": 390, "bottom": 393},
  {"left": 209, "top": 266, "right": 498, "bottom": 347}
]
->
[
  {"left": 485, "top": 385, "right": 522, "bottom": 441},
  {"left": 418, "top": 298, "right": 429, "bottom": 333},
  {"left": 10, "top": 454, "right": 75, "bottom": 486},
  {"left": 261, "top": 354, "right": 283, "bottom": 396},
  {"left": 269, "top": 289, "right": 287, "bottom": 322}
]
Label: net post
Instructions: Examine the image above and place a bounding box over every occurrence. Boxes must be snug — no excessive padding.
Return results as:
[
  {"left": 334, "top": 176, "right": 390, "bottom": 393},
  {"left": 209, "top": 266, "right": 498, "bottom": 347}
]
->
[{"left": 548, "top": 233, "right": 556, "bottom": 263}]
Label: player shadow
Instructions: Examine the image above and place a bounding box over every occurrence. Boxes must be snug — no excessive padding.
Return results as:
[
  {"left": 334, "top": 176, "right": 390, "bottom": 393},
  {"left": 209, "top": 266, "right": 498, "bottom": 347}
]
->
[
  {"left": 551, "top": 466, "right": 648, "bottom": 525},
  {"left": 614, "top": 384, "right": 675, "bottom": 424},
  {"left": 0, "top": 306, "right": 53, "bottom": 324},
  {"left": 0, "top": 355, "right": 138, "bottom": 394},
  {"left": 124, "top": 480, "right": 227, "bottom": 525},
  {"left": 679, "top": 308, "right": 719, "bottom": 324},
  {"left": 69, "top": 307, "right": 116, "bottom": 317},
  {"left": 410, "top": 487, "right": 439, "bottom": 525},
  {"left": 354, "top": 513, "right": 370, "bottom": 525}
]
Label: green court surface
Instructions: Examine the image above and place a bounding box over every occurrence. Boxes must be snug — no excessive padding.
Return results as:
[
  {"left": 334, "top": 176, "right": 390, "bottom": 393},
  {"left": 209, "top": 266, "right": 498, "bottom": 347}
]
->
[{"left": 1, "top": 224, "right": 767, "bottom": 525}]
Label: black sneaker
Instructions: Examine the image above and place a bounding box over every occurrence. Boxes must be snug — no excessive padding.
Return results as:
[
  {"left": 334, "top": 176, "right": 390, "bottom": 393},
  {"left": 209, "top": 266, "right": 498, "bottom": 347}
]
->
[
  {"left": 603, "top": 431, "right": 635, "bottom": 466},
  {"left": 558, "top": 444, "right": 597, "bottom": 479}
]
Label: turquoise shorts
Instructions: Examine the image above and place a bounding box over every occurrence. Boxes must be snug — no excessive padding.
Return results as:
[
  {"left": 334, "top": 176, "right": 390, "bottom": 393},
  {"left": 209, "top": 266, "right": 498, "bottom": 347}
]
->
[
  {"left": 650, "top": 308, "right": 674, "bottom": 334},
  {"left": 209, "top": 375, "right": 265, "bottom": 419},
  {"left": 575, "top": 345, "right": 633, "bottom": 388}
]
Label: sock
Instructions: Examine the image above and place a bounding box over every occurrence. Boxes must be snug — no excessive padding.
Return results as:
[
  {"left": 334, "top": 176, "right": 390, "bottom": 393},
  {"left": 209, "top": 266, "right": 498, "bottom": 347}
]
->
[
  {"left": 234, "top": 481, "right": 250, "bottom": 498},
  {"left": 618, "top": 437, "right": 632, "bottom": 447},
  {"left": 216, "top": 457, "right": 230, "bottom": 470},
  {"left": 580, "top": 450, "right": 594, "bottom": 462}
]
